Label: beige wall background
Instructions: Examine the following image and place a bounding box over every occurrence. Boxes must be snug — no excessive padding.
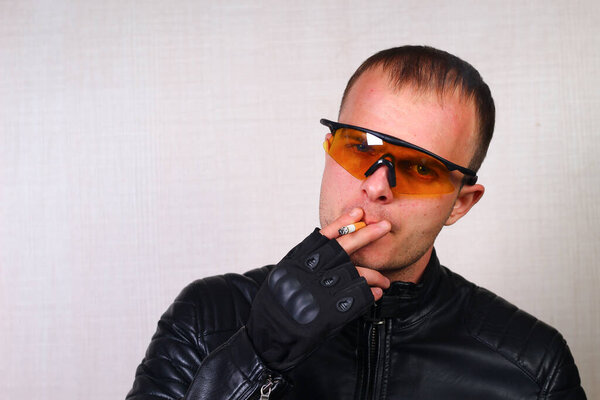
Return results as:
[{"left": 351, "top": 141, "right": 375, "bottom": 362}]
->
[{"left": 1, "top": 0, "right": 598, "bottom": 398}]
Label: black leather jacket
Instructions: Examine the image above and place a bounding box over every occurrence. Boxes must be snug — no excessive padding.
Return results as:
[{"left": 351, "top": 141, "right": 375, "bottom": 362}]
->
[{"left": 127, "top": 252, "right": 586, "bottom": 399}]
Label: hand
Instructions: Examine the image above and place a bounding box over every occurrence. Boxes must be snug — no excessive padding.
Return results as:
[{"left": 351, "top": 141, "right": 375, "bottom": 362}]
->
[
  {"left": 247, "top": 220, "right": 382, "bottom": 371},
  {"left": 319, "top": 208, "right": 391, "bottom": 300}
]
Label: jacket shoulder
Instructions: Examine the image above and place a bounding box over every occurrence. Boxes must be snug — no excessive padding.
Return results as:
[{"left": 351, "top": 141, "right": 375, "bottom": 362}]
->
[
  {"left": 465, "top": 286, "right": 583, "bottom": 396},
  {"left": 149, "top": 266, "right": 273, "bottom": 362},
  {"left": 173, "top": 265, "right": 273, "bottom": 337},
  {"left": 127, "top": 266, "right": 273, "bottom": 399}
]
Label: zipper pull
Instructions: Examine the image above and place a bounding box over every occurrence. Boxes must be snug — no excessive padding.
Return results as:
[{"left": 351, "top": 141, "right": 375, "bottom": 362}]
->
[{"left": 260, "top": 376, "right": 275, "bottom": 400}]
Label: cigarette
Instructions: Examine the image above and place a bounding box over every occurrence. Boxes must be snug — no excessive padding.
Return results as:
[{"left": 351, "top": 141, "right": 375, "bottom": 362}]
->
[{"left": 338, "top": 222, "right": 366, "bottom": 236}]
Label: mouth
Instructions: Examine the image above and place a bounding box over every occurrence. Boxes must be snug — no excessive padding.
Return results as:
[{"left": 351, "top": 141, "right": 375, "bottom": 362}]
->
[
  {"left": 363, "top": 218, "right": 381, "bottom": 226},
  {"left": 363, "top": 214, "right": 391, "bottom": 229},
  {"left": 341, "top": 207, "right": 392, "bottom": 232}
]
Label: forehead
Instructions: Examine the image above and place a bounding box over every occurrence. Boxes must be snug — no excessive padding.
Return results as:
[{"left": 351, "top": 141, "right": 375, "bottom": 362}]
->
[{"left": 339, "top": 67, "right": 478, "bottom": 167}]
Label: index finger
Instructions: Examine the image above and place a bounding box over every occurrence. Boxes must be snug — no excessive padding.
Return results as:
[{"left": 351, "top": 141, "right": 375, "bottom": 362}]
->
[{"left": 337, "top": 220, "right": 391, "bottom": 255}]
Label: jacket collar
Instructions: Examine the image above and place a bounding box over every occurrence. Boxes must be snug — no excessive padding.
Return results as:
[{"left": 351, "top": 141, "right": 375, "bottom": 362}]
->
[{"left": 374, "top": 249, "right": 446, "bottom": 322}]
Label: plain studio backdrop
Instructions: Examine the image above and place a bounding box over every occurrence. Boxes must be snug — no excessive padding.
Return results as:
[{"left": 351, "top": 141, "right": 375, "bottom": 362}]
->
[{"left": 1, "top": 1, "right": 598, "bottom": 398}]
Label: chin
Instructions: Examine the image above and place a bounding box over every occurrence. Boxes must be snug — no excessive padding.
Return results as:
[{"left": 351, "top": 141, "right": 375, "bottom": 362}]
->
[
  {"left": 350, "top": 233, "right": 431, "bottom": 273},
  {"left": 349, "top": 240, "right": 396, "bottom": 270}
]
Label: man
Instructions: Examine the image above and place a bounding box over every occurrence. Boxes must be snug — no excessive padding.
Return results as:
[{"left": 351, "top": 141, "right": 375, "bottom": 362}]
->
[{"left": 127, "top": 46, "right": 586, "bottom": 399}]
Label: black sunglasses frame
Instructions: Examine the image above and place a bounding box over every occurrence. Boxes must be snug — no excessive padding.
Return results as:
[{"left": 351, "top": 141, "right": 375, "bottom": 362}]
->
[{"left": 320, "top": 118, "right": 478, "bottom": 186}]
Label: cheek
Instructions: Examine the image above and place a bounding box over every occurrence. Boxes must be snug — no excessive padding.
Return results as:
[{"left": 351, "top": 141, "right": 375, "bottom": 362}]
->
[
  {"left": 398, "top": 196, "right": 456, "bottom": 230},
  {"left": 321, "top": 157, "right": 356, "bottom": 194},
  {"left": 319, "top": 158, "right": 360, "bottom": 224}
]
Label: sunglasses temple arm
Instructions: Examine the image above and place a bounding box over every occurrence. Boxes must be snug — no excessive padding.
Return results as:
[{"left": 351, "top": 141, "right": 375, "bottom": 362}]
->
[{"left": 464, "top": 175, "right": 478, "bottom": 185}]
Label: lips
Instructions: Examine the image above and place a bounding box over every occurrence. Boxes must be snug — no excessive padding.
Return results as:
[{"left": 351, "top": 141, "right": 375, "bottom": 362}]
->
[
  {"left": 363, "top": 218, "right": 380, "bottom": 226},
  {"left": 362, "top": 212, "right": 385, "bottom": 226},
  {"left": 342, "top": 206, "right": 391, "bottom": 230},
  {"left": 346, "top": 212, "right": 383, "bottom": 227}
]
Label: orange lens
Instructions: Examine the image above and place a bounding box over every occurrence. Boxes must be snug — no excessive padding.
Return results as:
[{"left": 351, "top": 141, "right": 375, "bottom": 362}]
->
[{"left": 326, "top": 128, "right": 456, "bottom": 195}]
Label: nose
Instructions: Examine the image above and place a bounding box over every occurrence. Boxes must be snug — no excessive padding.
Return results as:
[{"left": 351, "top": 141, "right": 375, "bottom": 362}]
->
[{"left": 361, "top": 163, "right": 394, "bottom": 203}]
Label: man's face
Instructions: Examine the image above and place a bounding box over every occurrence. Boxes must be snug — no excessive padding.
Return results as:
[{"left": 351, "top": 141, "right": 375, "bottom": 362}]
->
[{"left": 319, "top": 67, "right": 480, "bottom": 277}]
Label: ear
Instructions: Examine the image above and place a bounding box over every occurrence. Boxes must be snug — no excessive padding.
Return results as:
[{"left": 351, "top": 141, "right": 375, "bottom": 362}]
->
[
  {"left": 323, "top": 133, "right": 333, "bottom": 152},
  {"left": 444, "top": 183, "right": 485, "bottom": 226}
]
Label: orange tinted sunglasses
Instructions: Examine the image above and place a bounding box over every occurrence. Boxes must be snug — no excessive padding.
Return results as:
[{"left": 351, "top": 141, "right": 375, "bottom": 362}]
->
[{"left": 321, "top": 119, "right": 478, "bottom": 196}]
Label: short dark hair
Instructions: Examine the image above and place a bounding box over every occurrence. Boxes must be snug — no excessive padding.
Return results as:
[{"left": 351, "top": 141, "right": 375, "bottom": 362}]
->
[{"left": 340, "top": 46, "right": 495, "bottom": 172}]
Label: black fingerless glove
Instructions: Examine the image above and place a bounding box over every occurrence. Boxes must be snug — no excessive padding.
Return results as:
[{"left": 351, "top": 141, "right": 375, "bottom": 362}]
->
[{"left": 247, "top": 228, "right": 374, "bottom": 371}]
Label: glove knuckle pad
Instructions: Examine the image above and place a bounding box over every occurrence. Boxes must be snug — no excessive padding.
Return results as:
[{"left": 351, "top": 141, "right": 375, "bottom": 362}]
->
[{"left": 268, "top": 267, "right": 320, "bottom": 325}]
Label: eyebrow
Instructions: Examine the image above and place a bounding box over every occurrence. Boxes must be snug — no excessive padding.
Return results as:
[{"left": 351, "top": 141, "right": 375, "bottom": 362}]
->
[
  {"left": 339, "top": 129, "right": 365, "bottom": 142},
  {"left": 340, "top": 128, "right": 384, "bottom": 145}
]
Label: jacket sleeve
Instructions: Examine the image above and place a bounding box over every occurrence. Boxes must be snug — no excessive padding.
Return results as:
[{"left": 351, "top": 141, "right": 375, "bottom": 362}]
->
[
  {"left": 542, "top": 340, "right": 587, "bottom": 399},
  {"left": 465, "top": 286, "right": 587, "bottom": 400},
  {"left": 126, "top": 269, "right": 284, "bottom": 400},
  {"left": 183, "top": 327, "right": 277, "bottom": 399}
]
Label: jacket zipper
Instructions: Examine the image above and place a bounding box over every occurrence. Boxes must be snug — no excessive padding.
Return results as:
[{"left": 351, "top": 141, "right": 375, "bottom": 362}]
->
[
  {"left": 369, "top": 319, "right": 386, "bottom": 399},
  {"left": 360, "top": 305, "right": 386, "bottom": 400},
  {"left": 248, "top": 374, "right": 283, "bottom": 400},
  {"left": 259, "top": 376, "right": 276, "bottom": 400}
]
